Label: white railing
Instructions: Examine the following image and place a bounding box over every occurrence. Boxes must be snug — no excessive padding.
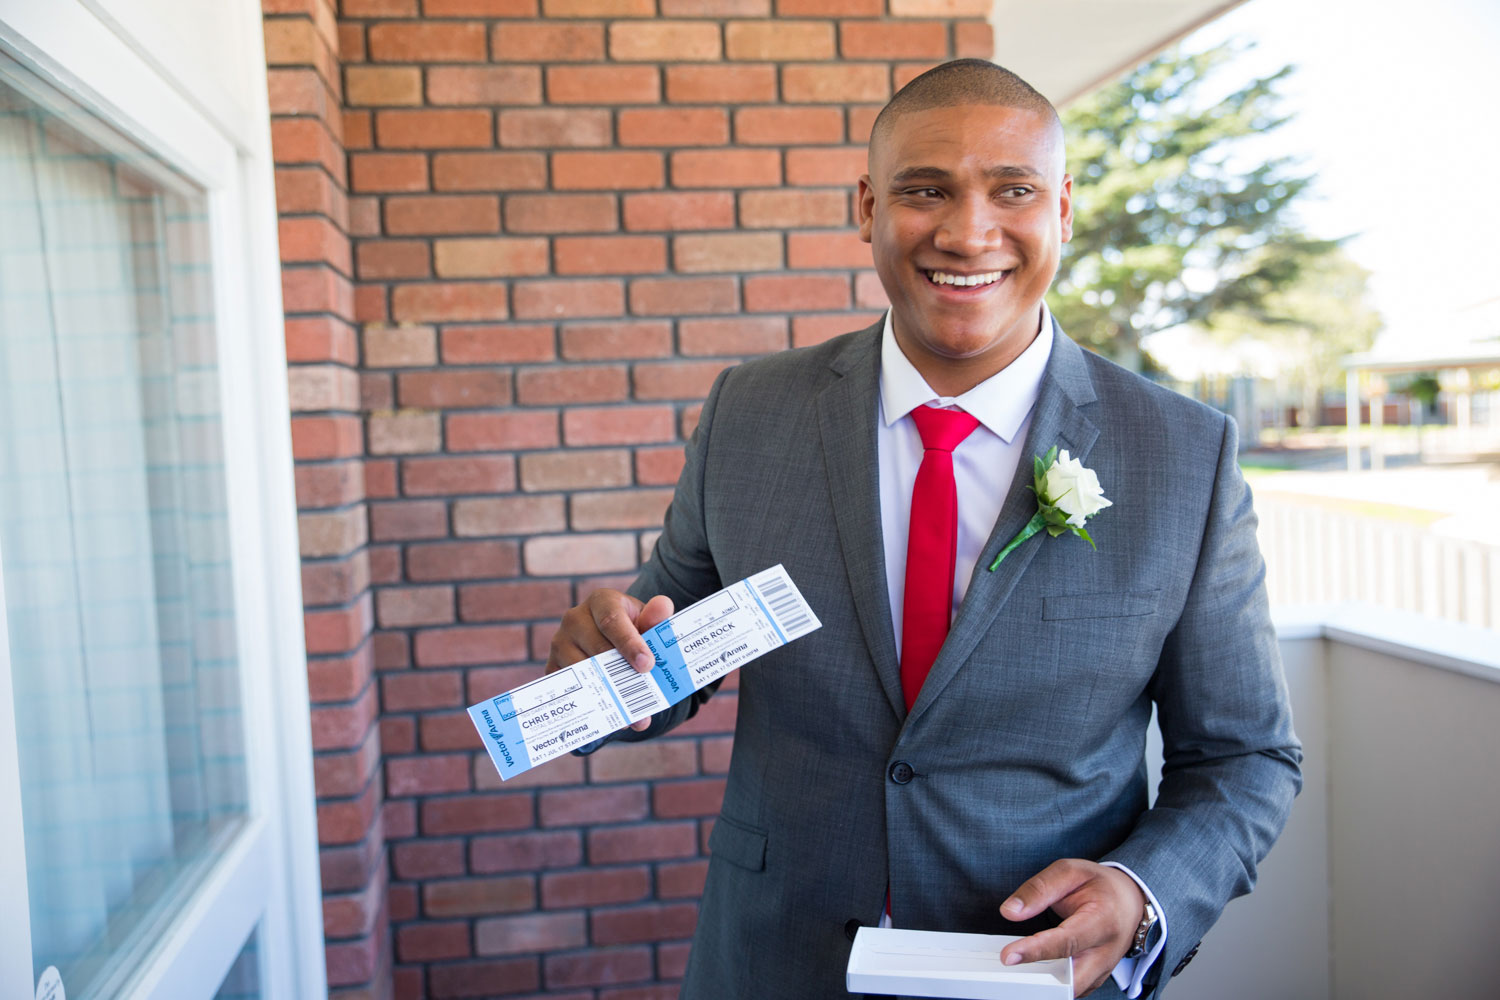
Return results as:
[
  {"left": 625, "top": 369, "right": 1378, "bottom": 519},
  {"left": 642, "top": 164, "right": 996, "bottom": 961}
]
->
[{"left": 1253, "top": 495, "right": 1500, "bottom": 630}]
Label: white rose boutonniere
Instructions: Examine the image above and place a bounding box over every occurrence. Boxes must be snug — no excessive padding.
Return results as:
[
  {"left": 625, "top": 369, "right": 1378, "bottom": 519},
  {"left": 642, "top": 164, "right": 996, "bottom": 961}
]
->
[{"left": 988, "top": 446, "right": 1112, "bottom": 570}]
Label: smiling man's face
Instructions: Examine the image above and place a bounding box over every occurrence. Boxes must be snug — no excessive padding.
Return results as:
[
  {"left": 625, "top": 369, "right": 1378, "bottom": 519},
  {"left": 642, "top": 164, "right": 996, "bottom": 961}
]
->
[{"left": 857, "top": 102, "right": 1073, "bottom": 396}]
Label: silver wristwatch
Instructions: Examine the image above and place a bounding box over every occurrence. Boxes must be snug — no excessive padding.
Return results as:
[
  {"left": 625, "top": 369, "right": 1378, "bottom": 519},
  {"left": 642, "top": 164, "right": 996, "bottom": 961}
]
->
[{"left": 1125, "top": 901, "right": 1158, "bottom": 959}]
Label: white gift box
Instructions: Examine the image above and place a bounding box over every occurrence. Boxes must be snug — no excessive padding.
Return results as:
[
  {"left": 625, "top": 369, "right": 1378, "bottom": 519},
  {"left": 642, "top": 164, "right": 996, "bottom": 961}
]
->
[{"left": 846, "top": 927, "right": 1073, "bottom": 999}]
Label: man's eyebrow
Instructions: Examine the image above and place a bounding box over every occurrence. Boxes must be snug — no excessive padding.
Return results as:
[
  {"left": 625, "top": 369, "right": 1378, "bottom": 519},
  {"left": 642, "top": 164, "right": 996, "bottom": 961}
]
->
[{"left": 888, "top": 164, "right": 1045, "bottom": 185}]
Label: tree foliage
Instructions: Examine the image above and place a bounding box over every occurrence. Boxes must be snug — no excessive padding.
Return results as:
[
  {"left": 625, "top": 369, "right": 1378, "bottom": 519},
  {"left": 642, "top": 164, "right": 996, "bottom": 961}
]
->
[{"left": 1051, "top": 41, "right": 1339, "bottom": 369}]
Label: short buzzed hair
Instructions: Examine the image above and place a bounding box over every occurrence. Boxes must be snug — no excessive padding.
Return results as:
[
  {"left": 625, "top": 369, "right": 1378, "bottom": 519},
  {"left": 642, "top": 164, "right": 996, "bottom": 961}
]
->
[{"left": 871, "top": 58, "right": 1062, "bottom": 147}]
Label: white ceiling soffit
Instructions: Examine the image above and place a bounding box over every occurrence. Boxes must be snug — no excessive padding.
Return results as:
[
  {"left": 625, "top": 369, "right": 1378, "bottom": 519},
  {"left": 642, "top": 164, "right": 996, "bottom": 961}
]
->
[{"left": 988, "top": 0, "right": 1249, "bottom": 106}]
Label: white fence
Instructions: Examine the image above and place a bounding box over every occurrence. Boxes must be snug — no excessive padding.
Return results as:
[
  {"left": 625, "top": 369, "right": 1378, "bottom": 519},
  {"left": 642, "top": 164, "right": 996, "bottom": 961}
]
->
[{"left": 1254, "top": 496, "right": 1500, "bottom": 630}]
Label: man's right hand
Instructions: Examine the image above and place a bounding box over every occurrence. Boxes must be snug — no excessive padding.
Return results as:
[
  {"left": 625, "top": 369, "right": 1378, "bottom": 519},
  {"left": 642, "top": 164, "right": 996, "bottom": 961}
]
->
[{"left": 546, "top": 589, "right": 675, "bottom": 732}]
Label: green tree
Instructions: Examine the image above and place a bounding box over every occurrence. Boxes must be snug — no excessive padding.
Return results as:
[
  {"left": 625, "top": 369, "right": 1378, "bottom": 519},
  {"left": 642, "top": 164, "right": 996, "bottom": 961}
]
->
[
  {"left": 1051, "top": 41, "right": 1337, "bottom": 370},
  {"left": 1212, "top": 247, "right": 1382, "bottom": 427}
]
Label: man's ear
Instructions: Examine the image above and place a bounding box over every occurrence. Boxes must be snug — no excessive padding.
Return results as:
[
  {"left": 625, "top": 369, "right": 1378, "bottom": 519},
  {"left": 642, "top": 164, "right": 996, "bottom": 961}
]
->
[
  {"left": 856, "top": 174, "right": 875, "bottom": 244},
  {"left": 1059, "top": 174, "right": 1074, "bottom": 244}
]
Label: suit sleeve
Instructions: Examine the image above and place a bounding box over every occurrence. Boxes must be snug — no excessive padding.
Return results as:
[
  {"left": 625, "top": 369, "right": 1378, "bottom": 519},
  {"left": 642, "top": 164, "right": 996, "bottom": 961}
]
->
[{"left": 1101, "top": 413, "right": 1303, "bottom": 995}]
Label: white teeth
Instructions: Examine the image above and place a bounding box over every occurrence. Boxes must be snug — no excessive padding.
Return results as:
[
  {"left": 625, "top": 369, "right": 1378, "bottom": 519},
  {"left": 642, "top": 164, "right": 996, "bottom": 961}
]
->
[{"left": 927, "top": 270, "right": 1004, "bottom": 287}]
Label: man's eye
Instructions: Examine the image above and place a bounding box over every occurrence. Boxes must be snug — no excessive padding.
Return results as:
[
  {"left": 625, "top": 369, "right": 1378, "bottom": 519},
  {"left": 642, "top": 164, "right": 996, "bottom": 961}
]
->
[
  {"left": 999, "top": 186, "right": 1034, "bottom": 199},
  {"left": 905, "top": 187, "right": 942, "bottom": 199}
]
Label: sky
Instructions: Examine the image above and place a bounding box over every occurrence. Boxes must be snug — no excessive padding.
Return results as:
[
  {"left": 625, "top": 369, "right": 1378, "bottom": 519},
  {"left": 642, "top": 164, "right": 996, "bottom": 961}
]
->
[{"left": 1182, "top": 0, "right": 1500, "bottom": 353}]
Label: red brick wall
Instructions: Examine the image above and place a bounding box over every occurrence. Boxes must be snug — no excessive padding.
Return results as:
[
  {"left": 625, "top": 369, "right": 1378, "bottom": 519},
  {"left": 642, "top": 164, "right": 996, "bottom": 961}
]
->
[{"left": 268, "top": 2, "right": 993, "bottom": 997}]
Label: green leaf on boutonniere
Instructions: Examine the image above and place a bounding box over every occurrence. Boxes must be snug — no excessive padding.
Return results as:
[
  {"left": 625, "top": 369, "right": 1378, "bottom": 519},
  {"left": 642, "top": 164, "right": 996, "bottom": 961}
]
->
[{"left": 989, "top": 446, "right": 1111, "bottom": 570}]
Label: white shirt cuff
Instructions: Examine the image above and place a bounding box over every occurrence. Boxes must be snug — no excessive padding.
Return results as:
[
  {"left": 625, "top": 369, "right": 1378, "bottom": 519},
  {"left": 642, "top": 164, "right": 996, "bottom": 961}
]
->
[{"left": 1101, "top": 861, "right": 1167, "bottom": 999}]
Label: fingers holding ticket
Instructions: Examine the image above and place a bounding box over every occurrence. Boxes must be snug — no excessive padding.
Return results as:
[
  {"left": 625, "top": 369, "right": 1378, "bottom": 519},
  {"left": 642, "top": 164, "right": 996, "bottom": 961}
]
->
[{"left": 546, "top": 591, "right": 674, "bottom": 732}]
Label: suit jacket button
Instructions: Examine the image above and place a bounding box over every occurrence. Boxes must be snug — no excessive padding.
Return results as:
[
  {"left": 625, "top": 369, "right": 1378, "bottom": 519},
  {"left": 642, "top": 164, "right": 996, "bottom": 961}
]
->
[
  {"left": 889, "top": 761, "right": 914, "bottom": 784},
  {"left": 845, "top": 918, "right": 862, "bottom": 941},
  {"left": 1172, "top": 942, "right": 1200, "bottom": 977}
]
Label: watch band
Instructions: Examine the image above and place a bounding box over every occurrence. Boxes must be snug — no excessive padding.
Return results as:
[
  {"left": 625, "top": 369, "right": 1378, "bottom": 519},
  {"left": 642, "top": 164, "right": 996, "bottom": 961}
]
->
[{"left": 1126, "top": 900, "right": 1158, "bottom": 959}]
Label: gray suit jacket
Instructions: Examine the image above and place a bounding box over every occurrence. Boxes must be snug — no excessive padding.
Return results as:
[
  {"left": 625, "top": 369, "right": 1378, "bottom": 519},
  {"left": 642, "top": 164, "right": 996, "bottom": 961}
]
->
[{"left": 615, "top": 319, "right": 1302, "bottom": 998}]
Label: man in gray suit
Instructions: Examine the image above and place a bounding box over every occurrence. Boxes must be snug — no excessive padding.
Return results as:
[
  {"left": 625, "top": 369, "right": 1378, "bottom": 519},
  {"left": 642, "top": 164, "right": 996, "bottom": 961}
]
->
[{"left": 546, "top": 60, "right": 1301, "bottom": 999}]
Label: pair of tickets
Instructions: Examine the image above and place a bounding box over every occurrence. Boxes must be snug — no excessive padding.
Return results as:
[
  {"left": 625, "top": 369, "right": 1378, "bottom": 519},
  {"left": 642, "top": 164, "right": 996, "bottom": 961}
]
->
[{"left": 468, "top": 565, "right": 821, "bottom": 781}]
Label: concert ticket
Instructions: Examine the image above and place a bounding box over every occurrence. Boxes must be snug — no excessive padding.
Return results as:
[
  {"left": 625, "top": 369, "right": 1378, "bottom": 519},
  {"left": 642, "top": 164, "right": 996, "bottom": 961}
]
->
[{"left": 468, "top": 564, "right": 820, "bottom": 781}]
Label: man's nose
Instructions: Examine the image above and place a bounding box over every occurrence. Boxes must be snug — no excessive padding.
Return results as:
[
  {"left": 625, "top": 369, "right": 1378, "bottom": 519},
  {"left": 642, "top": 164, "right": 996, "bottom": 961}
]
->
[{"left": 932, "top": 197, "right": 1001, "bottom": 256}]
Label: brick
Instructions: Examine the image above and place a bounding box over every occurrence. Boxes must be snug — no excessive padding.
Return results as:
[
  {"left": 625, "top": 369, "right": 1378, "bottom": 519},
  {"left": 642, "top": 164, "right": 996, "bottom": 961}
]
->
[
  {"left": 659, "top": 941, "right": 692, "bottom": 978},
  {"left": 425, "top": 876, "right": 537, "bottom": 922},
  {"left": 348, "top": 195, "right": 379, "bottom": 236},
  {"left": 471, "top": 830, "right": 582, "bottom": 873},
  {"left": 569, "top": 488, "right": 673, "bottom": 530},
  {"left": 386, "top": 195, "right": 499, "bottom": 237},
  {"left": 628, "top": 276, "right": 736, "bottom": 316},
  {"left": 286, "top": 315, "right": 358, "bottom": 366},
  {"left": 407, "top": 539, "right": 522, "bottom": 580},
  {"left": 282, "top": 266, "right": 354, "bottom": 316},
  {"left": 498, "top": 108, "right": 611, "bottom": 148},
  {"left": 674, "top": 233, "right": 782, "bottom": 273},
  {"left": 395, "top": 921, "right": 470, "bottom": 962},
  {"left": 735, "top": 106, "right": 843, "bottom": 145},
  {"left": 376, "top": 586, "right": 453, "bottom": 628},
  {"left": 357, "top": 241, "right": 429, "bottom": 280},
  {"left": 288, "top": 364, "right": 359, "bottom": 412},
  {"left": 782, "top": 63, "right": 889, "bottom": 103},
  {"left": 512, "top": 280, "right": 625, "bottom": 319},
  {"left": 458, "top": 579, "right": 572, "bottom": 622},
  {"left": 443, "top": 324, "right": 556, "bottom": 364},
  {"left": 517, "top": 364, "right": 629, "bottom": 405},
  {"left": 555, "top": 236, "right": 668, "bottom": 276},
  {"left": 560, "top": 320, "right": 672, "bottom": 360},
  {"left": 663, "top": 0, "right": 767, "bottom": 12},
  {"left": 368, "top": 23, "right": 486, "bottom": 62},
  {"left": 726, "top": 21, "right": 835, "bottom": 61},
  {"left": 345, "top": 66, "right": 421, "bottom": 107},
  {"left": 292, "top": 414, "right": 362, "bottom": 460},
  {"left": 368, "top": 542, "right": 402, "bottom": 580},
  {"left": 506, "top": 193, "right": 617, "bottom": 234},
  {"left": 271, "top": 118, "right": 343, "bottom": 177},
  {"left": 392, "top": 838, "right": 465, "bottom": 880},
  {"left": 743, "top": 273, "right": 849, "bottom": 312},
  {"left": 375, "top": 109, "right": 491, "bottom": 149},
  {"left": 591, "top": 902, "right": 698, "bottom": 946},
  {"left": 337, "top": 20, "right": 366, "bottom": 63},
  {"left": 543, "top": 0, "right": 654, "bottom": 14},
  {"left": 296, "top": 461, "right": 364, "bottom": 510},
  {"left": 840, "top": 20, "right": 948, "bottom": 59},
  {"left": 275, "top": 166, "right": 347, "bottom": 222},
  {"left": 447, "top": 412, "right": 561, "bottom": 453},
  {"left": 433, "top": 238, "right": 549, "bottom": 279},
  {"left": 388, "top": 754, "right": 471, "bottom": 797},
  {"left": 633, "top": 360, "right": 733, "bottom": 401},
  {"left": 415, "top": 624, "right": 529, "bottom": 666},
  {"left": 369, "top": 499, "right": 448, "bottom": 542},
  {"left": 425, "top": 0, "right": 536, "bottom": 11},
  {"left": 890, "top": 0, "right": 989, "bottom": 13},
  {"left": 634, "top": 445, "right": 686, "bottom": 486},
  {"left": 652, "top": 778, "right": 726, "bottom": 819},
  {"left": 563, "top": 405, "right": 675, "bottom": 445},
  {"left": 656, "top": 859, "right": 709, "bottom": 899},
  {"left": 368, "top": 412, "right": 440, "bottom": 455},
  {"left": 785, "top": 145, "right": 865, "bottom": 185},
  {"left": 779, "top": 0, "right": 880, "bottom": 11},
  {"left": 618, "top": 108, "right": 729, "bottom": 148},
  {"left": 364, "top": 325, "right": 436, "bottom": 367},
  {"left": 434, "top": 151, "right": 548, "bottom": 191},
  {"left": 954, "top": 20, "right": 994, "bottom": 58},
  {"left": 665, "top": 64, "right": 776, "bottom": 104},
  {"left": 420, "top": 709, "right": 485, "bottom": 751},
  {"left": 423, "top": 796, "right": 534, "bottom": 837},
  {"left": 674, "top": 692, "right": 738, "bottom": 735},
  {"left": 382, "top": 668, "right": 463, "bottom": 711},
  {"left": 519, "top": 449, "right": 632, "bottom": 491},
  {"left": 493, "top": 21, "right": 604, "bottom": 61},
  {"left": 428, "top": 958, "right": 540, "bottom": 999},
  {"left": 263, "top": 18, "right": 321, "bottom": 66},
  {"left": 475, "top": 912, "right": 586, "bottom": 956},
  {"left": 544, "top": 948, "right": 653, "bottom": 988},
  {"left": 552, "top": 152, "right": 664, "bottom": 191},
  {"left": 670, "top": 148, "right": 781, "bottom": 189},
  {"left": 855, "top": 269, "right": 889, "bottom": 308},
  {"left": 279, "top": 216, "right": 353, "bottom": 273},
  {"left": 541, "top": 863, "right": 650, "bottom": 905},
  {"left": 343, "top": 0, "right": 419, "bottom": 13},
  {"left": 890, "top": 62, "right": 940, "bottom": 94},
  {"left": 523, "top": 533, "right": 637, "bottom": 575},
  {"left": 587, "top": 741, "right": 697, "bottom": 784},
  {"left": 428, "top": 66, "right": 542, "bottom": 107},
  {"left": 546, "top": 65, "right": 660, "bottom": 105},
  {"left": 402, "top": 455, "right": 515, "bottom": 495},
  {"left": 391, "top": 283, "right": 508, "bottom": 322},
  {"left": 609, "top": 21, "right": 721, "bottom": 61},
  {"left": 739, "top": 189, "right": 847, "bottom": 228},
  {"left": 398, "top": 370, "right": 511, "bottom": 408},
  {"left": 787, "top": 229, "right": 872, "bottom": 269},
  {"left": 588, "top": 821, "right": 698, "bottom": 866}
]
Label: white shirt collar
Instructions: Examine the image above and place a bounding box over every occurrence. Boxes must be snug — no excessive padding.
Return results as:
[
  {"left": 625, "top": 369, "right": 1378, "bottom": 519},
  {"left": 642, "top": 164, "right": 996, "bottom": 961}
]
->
[{"left": 878, "top": 302, "right": 1054, "bottom": 444}]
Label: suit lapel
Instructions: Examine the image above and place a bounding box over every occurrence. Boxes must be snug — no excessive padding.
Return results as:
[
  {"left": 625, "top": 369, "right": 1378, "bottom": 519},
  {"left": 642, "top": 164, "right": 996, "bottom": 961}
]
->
[
  {"left": 907, "top": 322, "right": 1102, "bottom": 725},
  {"left": 816, "top": 323, "right": 906, "bottom": 720}
]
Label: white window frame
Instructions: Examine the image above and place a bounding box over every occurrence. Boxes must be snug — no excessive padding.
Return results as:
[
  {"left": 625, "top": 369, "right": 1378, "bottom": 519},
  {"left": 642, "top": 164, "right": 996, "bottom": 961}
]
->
[{"left": 0, "top": 2, "right": 325, "bottom": 998}]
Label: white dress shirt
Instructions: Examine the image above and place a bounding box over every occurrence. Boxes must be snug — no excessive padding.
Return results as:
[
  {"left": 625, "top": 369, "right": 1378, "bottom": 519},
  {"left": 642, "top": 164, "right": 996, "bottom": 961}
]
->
[{"left": 875, "top": 304, "right": 1166, "bottom": 997}]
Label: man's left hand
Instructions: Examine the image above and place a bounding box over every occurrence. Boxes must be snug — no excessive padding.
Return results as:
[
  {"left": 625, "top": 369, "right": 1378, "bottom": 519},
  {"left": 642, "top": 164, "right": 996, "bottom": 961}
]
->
[{"left": 998, "top": 858, "right": 1146, "bottom": 998}]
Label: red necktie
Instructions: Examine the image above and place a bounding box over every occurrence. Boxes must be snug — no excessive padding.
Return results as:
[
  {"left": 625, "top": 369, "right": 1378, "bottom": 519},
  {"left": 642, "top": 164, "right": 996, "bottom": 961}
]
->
[{"left": 900, "top": 405, "right": 981, "bottom": 711}]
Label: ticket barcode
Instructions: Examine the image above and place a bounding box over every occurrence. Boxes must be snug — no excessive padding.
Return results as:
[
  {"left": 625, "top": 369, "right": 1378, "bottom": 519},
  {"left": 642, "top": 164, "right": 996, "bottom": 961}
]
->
[
  {"left": 602, "top": 654, "right": 660, "bottom": 718},
  {"left": 756, "top": 575, "right": 811, "bottom": 636}
]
